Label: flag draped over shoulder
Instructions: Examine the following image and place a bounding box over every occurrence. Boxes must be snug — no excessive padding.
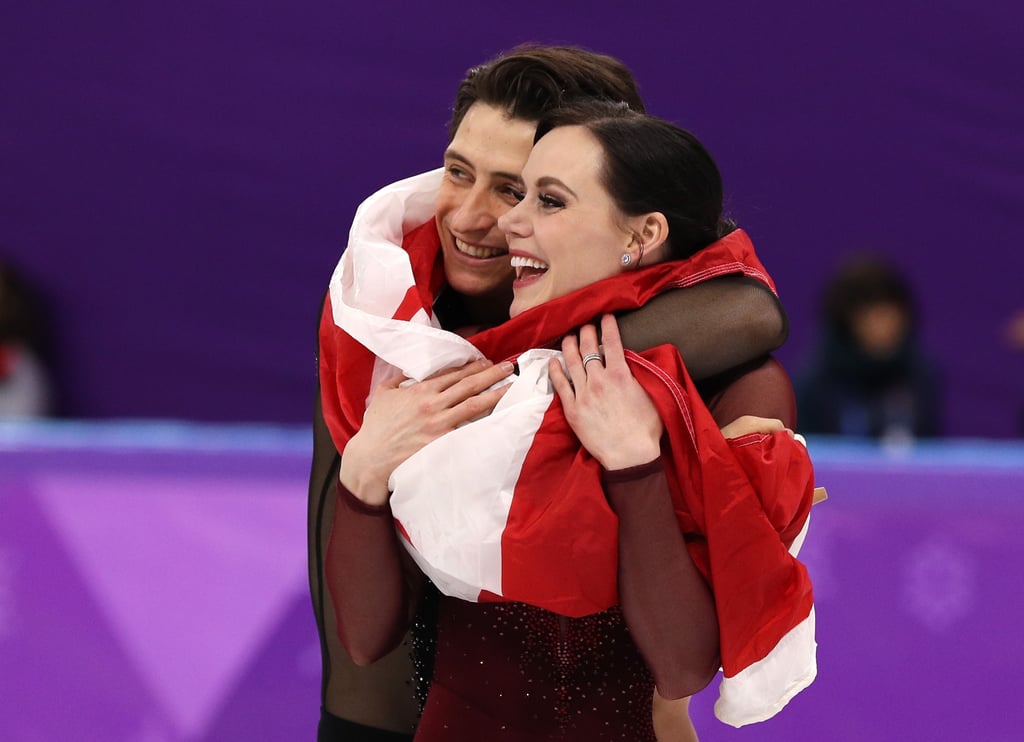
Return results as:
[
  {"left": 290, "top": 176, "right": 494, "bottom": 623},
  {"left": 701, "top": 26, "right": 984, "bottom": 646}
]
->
[{"left": 319, "top": 169, "right": 818, "bottom": 727}]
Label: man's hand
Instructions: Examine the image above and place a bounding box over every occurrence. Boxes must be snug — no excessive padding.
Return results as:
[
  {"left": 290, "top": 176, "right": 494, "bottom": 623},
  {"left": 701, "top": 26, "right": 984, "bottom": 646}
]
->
[{"left": 720, "top": 414, "right": 788, "bottom": 439}]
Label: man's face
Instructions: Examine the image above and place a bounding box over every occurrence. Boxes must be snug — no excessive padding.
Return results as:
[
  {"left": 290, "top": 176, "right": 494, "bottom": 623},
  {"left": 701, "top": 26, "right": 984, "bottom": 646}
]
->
[{"left": 435, "top": 103, "right": 536, "bottom": 302}]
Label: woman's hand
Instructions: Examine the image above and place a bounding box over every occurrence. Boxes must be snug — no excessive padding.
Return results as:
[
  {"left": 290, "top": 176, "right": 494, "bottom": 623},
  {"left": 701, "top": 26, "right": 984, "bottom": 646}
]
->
[
  {"left": 549, "top": 314, "right": 663, "bottom": 471},
  {"left": 340, "top": 358, "right": 515, "bottom": 506}
]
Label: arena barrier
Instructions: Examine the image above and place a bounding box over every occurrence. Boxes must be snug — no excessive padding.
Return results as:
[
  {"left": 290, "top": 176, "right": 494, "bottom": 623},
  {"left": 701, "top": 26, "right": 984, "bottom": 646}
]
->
[{"left": 2, "top": 422, "right": 1021, "bottom": 741}]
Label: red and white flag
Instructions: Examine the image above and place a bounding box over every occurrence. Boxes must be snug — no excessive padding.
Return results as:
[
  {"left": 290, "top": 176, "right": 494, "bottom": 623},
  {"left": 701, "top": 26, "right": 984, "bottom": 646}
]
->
[{"left": 320, "top": 171, "right": 818, "bottom": 726}]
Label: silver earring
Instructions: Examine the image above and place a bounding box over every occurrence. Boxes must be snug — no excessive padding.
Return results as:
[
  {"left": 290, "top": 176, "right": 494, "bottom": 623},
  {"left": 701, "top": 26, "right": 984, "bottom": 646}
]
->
[{"left": 620, "top": 253, "right": 632, "bottom": 266}]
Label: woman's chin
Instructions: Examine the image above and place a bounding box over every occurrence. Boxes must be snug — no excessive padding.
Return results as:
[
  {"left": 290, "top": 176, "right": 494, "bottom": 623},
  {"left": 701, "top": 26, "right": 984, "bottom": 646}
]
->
[{"left": 509, "top": 295, "right": 539, "bottom": 319}]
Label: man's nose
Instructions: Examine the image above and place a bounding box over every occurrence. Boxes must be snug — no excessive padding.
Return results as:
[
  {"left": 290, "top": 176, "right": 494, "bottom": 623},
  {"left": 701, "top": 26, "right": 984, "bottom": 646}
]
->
[{"left": 450, "top": 186, "right": 498, "bottom": 234}]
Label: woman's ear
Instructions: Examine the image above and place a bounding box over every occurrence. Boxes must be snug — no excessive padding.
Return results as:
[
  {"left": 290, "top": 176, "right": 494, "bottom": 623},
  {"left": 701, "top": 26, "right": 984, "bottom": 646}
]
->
[{"left": 628, "top": 212, "right": 670, "bottom": 266}]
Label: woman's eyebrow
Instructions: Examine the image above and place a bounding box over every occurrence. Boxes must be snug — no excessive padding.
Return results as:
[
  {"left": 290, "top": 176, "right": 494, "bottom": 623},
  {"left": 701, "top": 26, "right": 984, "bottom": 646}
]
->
[{"left": 536, "top": 176, "right": 577, "bottom": 199}]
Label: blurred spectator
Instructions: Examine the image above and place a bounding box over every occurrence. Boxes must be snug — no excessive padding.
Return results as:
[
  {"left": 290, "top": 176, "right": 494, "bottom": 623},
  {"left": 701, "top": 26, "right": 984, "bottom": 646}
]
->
[
  {"left": 0, "top": 259, "right": 55, "bottom": 418},
  {"left": 1006, "top": 310, "right": 1024, "bottom": 436},
  {"left": 1006, "top": 310, "right": 1024, "bottom": 351},
  {"left": 795, "top": 254, "right": 942, "bottom": 441}
]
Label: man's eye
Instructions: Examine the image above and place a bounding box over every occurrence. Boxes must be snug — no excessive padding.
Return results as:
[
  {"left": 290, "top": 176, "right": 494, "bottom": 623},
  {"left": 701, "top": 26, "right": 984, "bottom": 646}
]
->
[
  {"left": 506, "top": 187, "right": 525, "bottom": 202},
  {"left": 446, "top": 165, "right": 467, "bottom": 179},
  {"left": 539, "top": 194, "right": 564, "bottom": 209}
]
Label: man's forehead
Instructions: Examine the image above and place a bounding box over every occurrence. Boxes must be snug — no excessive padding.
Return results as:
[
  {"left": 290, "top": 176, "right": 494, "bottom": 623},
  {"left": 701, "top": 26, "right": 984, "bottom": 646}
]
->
[{"left": 445, "top": 103, "right": 535, "bottom": 180}]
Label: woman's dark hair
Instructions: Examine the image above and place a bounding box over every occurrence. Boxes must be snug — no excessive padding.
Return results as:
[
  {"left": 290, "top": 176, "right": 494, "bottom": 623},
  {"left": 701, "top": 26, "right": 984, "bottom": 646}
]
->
[
  {"left": 534, "top": 100, "right": 735, "bottom": 260},
  {"left": 447, "top": 44, "right": 645, "bottom": 141}
]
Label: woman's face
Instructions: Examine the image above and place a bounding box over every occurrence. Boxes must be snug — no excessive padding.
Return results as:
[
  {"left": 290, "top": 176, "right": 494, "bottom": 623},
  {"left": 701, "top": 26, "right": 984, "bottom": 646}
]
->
[{"left": 498, "top": 126, "right": 632, "bottom": 318}]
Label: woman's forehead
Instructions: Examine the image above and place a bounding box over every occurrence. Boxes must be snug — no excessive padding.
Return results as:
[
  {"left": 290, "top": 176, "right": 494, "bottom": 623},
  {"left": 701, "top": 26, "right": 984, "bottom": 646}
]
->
[{"left": 523, "top": 127, "right": 603, "bottom": 187}]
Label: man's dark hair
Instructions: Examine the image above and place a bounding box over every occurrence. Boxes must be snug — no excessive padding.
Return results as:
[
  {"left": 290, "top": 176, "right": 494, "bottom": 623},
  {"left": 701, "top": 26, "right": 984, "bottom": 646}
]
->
[{"left": 447, "top": 44, "right": 645, "bottom": 141}]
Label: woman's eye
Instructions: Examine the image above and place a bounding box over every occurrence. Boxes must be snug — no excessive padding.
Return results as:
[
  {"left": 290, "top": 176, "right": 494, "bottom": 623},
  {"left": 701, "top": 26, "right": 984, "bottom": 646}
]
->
[{"left": 539, "top": 193, "right": 564, "bottom": 209}]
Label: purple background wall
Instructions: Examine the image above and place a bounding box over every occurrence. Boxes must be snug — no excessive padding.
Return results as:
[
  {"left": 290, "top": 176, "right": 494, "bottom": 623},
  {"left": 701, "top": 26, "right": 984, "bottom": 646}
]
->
[{"left": 3, "top": 2, "right": 1022, "bottom": 435}]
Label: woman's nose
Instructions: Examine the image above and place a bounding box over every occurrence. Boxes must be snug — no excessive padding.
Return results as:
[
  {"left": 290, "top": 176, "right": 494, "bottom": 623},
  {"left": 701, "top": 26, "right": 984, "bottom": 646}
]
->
[{"left": 498, "top": 199, "right": 528, "bottom": 238}]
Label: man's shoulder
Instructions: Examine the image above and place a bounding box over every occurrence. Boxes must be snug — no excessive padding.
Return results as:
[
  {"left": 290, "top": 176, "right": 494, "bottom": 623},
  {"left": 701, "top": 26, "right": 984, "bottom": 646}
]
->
[{"left": 402, "top": 218, "right": 440, "bottom": 249}]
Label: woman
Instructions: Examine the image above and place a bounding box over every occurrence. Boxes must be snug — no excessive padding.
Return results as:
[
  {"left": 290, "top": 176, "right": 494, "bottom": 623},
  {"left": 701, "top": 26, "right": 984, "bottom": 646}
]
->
[
  {"left": 326, "top": 102, "right": 816, "bottom": 739},
  {"left": 310, "top": 44, "right": 790, "bottom": 742}
]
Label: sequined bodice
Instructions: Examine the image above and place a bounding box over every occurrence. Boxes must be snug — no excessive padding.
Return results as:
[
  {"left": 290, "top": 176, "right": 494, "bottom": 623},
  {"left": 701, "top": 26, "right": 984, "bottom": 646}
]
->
[{"left": 414, "top": 597, "right": 655, "bottom": 741}]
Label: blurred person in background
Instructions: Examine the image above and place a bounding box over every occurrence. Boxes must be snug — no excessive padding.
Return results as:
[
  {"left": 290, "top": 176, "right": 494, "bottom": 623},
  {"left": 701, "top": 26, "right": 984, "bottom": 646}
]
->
[
  {"left": 0, "top": 259, "right": 54, "bottom": 418},
  {"left": 1005, "top": 310, "right": 1024, "bottom": 435},
  {"left": 1006, "top": 310, "right": 1024, "bottom": 351},
  {"left": 795, "top": 254, "right": 942, "bottom": 441}
]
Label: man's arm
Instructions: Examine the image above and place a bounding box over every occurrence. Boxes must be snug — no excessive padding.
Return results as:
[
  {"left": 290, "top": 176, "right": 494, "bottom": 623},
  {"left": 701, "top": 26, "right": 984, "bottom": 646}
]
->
[
  {"left": 327, "top": 479, "right": 424, "bottom": 665},
  {"left": 309, "top": 320, "right": 424, "bottom": 731},
  {"left": 309, "top": 385, "right": 342, "bottom": 658},
  {"left": 617, "top": 275, "right": 787, "bottom": 381}
]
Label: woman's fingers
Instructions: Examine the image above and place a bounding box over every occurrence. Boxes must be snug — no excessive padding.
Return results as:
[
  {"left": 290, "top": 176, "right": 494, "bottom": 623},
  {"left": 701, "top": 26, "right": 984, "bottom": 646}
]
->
[
  {"left": 597, "top": 314, "right": 626, "bottom": 371},
  {"left": 435, "top": 360, "right": 515, "bottom": 419},
  {"left": 578, "top": 323, "right": 603, "bottom": 375},
  {"left": 422, "top": 358, "right": 495, "bottom": 392},
  {"left": 549, "top": 356, "right": 576, "bottom": 408},
  {"left": 445, "top": 381, "right": 511, "bottom": 426},
  {"left": 402, "top": 359, "right": 514, "bottom": 418},
  {"left": 561, "top": 332, "right": 590, "bottom": 392},
  {"left": 569, "top": 315, "right": 627, "bottom": 378},
  {"left": 577, "top": 323, "right": 601, "bottom": 359}
]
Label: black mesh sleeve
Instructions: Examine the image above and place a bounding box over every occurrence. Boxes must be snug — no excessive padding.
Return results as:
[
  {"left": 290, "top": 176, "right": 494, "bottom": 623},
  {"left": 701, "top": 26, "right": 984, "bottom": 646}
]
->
[
  {"left": 603, "top": 458, "right": 721, "bottom": 699},
  {"left": 616, "top": 275, "right": 788, "bottom": 381}
]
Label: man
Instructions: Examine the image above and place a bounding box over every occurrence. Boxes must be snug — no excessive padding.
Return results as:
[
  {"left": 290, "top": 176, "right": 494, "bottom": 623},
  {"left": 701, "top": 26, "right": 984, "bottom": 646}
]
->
[{"left": 309, "top": 44, "right": 790, "bottom": 741}]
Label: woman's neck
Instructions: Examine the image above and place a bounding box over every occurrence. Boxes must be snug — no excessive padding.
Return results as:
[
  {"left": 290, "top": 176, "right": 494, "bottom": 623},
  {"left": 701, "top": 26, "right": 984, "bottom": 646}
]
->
[{"left": 435, "top": 285, "right": 513, "bottom": 335}]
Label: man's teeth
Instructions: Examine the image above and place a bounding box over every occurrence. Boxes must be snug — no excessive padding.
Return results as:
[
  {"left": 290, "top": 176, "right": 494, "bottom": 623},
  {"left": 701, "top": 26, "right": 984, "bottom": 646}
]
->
[{"left": 455, "top": 239, "right": 506, "bottom": 259}]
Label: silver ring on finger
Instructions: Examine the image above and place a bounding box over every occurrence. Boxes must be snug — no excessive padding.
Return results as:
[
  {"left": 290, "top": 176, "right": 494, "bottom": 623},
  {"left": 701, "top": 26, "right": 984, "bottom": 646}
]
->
[{"left": 581, "top": 353, "right": 603, "bottom": 369}]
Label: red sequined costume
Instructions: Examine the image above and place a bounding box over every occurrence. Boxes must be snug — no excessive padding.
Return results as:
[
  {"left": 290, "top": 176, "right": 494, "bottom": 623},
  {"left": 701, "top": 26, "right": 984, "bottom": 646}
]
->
[
  {"left": 329, "top": 362, "right": 799, "bottom": 740},
  {"left": 333, "top": 460, "right": 690, "bottom": 740}
]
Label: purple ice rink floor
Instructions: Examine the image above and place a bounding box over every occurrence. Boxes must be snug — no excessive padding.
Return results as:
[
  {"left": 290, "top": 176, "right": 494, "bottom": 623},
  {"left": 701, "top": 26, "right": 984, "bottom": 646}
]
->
[{"left": 2, "top": 421, "right": 1022, "bottom": 741}]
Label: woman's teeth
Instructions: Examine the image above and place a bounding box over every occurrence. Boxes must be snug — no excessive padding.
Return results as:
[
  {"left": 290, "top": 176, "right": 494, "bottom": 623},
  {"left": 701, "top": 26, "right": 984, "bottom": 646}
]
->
[{"left": 510, "top": 255, "right": 549, "bottom": 280}]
